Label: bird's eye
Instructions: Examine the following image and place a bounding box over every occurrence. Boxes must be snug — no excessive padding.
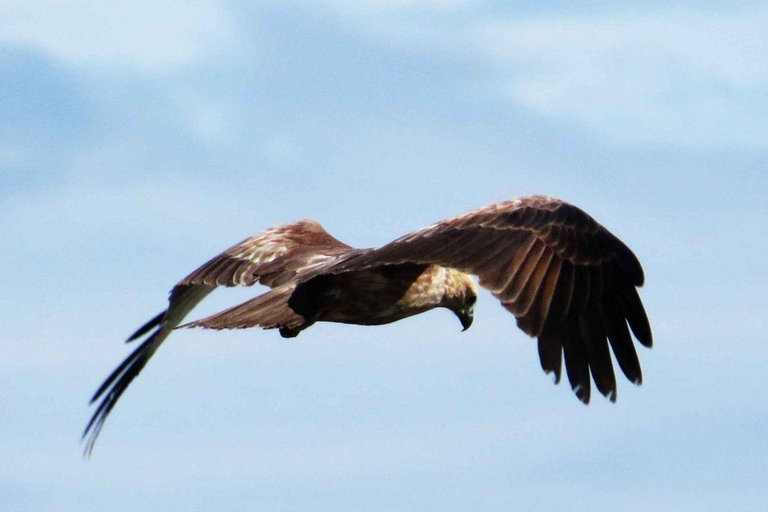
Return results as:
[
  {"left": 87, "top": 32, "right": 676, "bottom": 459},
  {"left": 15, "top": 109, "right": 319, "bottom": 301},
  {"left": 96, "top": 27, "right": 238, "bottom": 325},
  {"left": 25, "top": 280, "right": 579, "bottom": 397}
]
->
[{"left": 466, "top": 294, "right": 477, "bottom": 306}]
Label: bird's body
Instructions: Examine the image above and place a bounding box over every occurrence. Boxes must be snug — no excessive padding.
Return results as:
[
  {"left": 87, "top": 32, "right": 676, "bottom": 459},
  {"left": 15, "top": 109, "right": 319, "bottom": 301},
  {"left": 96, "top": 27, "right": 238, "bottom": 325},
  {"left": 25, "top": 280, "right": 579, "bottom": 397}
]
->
[
  {"left": 84, "top": 195, "right": 652, "bottom": 455},
  {"left": 194, "top": 264, "right": 477, "bottom": 337},
  {"left": 297, "top": 264, "right": 474, "bottom": 327}
]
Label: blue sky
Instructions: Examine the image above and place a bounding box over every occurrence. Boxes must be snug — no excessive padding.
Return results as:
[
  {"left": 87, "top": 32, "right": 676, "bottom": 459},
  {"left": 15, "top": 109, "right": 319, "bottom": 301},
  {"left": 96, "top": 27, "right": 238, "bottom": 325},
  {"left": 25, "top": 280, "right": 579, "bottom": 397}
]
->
[{"left": 1, "top": 1, "right": 767, "bottom": 510}]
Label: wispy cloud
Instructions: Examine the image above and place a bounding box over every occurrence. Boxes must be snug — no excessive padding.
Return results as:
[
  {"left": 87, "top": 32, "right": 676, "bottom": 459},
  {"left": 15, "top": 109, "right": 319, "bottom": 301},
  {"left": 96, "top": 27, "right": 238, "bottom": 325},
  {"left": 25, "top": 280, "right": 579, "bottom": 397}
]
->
[
  {"left": 295, "top": 2, "right": 768, "bottom": 148},
  {"left": 469, "top": 9, "right": 768, "bottom": 148},
  {"left": 0, "top": 0, "right": 239, "bottom": 71},
  {"left": 317, "top": 0, "right": 472, "bottom": 13}
]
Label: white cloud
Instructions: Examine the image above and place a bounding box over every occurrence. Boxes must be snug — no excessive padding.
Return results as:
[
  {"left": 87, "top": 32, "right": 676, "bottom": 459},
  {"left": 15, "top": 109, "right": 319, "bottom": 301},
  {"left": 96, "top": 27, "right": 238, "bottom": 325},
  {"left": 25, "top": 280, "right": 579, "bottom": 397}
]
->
[
  {"left": 0, "top": 0, "right": 239, "bottom": 71},
  {"left": 468, "top": 9, "right": 768, "bottom": 148},
  {"left": 323, "top": 0, "right": 470, "bottom": 11},
  {"left": 172, "top": 91, "right": 239, "bottom": 146},
  {"left": 283, "top": 0, "right": 474, "bottom": 50},
  {"left": 297, "top": 3, "right": 768, "bottom": 148}
]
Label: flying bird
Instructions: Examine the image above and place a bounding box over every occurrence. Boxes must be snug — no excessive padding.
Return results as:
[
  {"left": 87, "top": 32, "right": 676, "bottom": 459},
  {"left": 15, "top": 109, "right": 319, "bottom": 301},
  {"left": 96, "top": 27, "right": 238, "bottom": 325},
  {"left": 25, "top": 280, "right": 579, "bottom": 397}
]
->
[{"left": 83, "top": 195, "right": 652, "bottom": 455}]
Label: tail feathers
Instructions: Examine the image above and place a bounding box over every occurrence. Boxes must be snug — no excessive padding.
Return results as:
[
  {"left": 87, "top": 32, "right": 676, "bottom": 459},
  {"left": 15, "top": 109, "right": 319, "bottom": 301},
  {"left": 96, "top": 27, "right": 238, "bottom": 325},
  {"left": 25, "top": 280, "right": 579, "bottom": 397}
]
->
[
  {"left": 181, "top": 285, "right": 305, "bottom": 331},
  {"left": 83, "top": 327, "right": 168, "bottom": 457},
  {"left": 126, "top": 310, "right": 165, "bottom": 342}
]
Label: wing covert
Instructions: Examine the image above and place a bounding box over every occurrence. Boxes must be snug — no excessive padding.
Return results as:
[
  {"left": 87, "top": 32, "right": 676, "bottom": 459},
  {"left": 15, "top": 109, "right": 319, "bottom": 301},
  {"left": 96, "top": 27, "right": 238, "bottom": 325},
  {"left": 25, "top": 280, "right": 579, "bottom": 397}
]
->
[{"left": 179, "top": 219, "right": 356, "bottom": 288}]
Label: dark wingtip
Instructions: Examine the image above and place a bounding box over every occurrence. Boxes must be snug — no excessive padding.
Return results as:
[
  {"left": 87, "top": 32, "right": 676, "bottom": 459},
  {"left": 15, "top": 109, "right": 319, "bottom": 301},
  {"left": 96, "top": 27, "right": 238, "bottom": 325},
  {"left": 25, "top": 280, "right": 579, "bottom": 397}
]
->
[
  {"left": 537, "top": 332, "right": 564, "bottom": 386},
  {"left": 126, "top": 311, "right": 166, "bottom": 343},
  {"left": 612, "top": 237, "right": 645, "bottom": 287},
  {"left": 619, "top": 287, "right": 653, "bottom": 349},
  {"left": 544, "top": 369, "right": 561, "bottom": 385},
  {"left": 598, "top": 382, "right": 616, "bottom": 404},
  {"left": 573, "top": 384, "right": 590, "bottom": 404},
  {"left": 89, "top": 331, "right": 158, "bottom": 404},
  {"left": 83, "top": 334, "right": 161, "bottom": 457}
]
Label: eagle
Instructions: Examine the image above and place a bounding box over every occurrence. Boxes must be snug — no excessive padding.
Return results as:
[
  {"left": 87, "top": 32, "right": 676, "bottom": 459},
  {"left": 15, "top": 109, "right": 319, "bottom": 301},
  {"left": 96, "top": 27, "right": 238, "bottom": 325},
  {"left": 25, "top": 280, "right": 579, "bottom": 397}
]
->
[{"left": 83, "top": 195, "right": 652, "bottom": 455}]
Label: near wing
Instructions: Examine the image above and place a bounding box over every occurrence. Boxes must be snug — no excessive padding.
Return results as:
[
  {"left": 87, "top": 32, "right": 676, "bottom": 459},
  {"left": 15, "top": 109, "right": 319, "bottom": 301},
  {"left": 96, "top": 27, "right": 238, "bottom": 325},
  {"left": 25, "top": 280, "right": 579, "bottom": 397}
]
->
[
  {"left": 323, "top": 195, "right": 653, "bottom": 404},
  {"left": 83, "top": 220, "right": 356, "bottom": 455}
]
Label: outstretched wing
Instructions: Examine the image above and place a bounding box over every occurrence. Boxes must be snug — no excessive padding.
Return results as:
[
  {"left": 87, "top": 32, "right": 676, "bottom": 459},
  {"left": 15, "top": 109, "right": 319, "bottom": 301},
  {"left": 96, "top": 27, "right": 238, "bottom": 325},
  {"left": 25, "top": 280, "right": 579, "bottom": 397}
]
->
[
  {"left": 83, "top": 219, "right": 358, "bottom": 455},
  {"left": 178, "top": 219, "right": 356, "bottom": 288},
  {"left": 121, "top": 219, "right": 357, "bottom": 344},
  {"left": 322, "top": 195, "right": 652, "bottom": 404}
]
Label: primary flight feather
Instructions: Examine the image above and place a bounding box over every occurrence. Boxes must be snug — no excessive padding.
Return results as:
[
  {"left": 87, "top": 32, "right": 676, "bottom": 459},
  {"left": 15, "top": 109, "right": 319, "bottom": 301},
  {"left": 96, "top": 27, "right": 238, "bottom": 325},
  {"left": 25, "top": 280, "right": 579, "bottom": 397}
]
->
[{"left": 83, "top": 195, "right": 652, "bottom": 456}]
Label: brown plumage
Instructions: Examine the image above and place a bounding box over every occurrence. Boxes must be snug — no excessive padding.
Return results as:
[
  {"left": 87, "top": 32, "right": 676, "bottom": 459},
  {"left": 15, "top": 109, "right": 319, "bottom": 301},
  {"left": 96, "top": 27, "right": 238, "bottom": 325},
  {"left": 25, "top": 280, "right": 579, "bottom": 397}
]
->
[{"left": 83, "top": 195, "right": 652, "bottom": 455}]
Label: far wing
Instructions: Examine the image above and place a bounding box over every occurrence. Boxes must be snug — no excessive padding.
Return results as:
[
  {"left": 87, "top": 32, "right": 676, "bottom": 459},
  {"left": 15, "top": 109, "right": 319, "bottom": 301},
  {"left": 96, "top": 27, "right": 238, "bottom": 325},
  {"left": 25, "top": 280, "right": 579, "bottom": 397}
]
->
[
  {"left": 84, "top": 219, "right": 358, "bottom": 455},
  {"left": 179, "top": 219, "right": 355, "bottom": 288},
  {"left": 123, "top": 220, "right": 356, "bottom": 344},
  {"left": 321, "top": 195, "right": 652, "bottom": 404}
]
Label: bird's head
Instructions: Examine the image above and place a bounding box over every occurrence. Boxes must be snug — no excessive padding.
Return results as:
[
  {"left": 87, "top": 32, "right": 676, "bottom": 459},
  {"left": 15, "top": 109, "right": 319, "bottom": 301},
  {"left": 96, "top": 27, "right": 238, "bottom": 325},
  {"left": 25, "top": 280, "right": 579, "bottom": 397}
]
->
[
  {"left": 444, "top": 269, "right": 477, "bottom": 331},
  {"left": 456, "top": 292, "right": 476, "bottom": 331}
]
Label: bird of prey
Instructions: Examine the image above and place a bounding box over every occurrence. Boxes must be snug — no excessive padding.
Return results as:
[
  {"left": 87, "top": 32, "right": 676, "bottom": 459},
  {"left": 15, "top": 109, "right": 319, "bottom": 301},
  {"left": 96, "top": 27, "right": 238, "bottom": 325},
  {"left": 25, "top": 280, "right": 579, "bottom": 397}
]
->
[{"left": 83, "top": 195, "right": 652, "bottom": 455}]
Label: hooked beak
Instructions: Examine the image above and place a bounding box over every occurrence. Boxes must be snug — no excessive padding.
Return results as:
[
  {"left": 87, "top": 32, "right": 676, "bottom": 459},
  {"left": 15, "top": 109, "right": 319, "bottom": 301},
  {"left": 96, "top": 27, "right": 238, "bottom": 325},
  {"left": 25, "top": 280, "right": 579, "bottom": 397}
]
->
[{"left": 458, "top": 308, "right": 474, "bottom": 331}]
